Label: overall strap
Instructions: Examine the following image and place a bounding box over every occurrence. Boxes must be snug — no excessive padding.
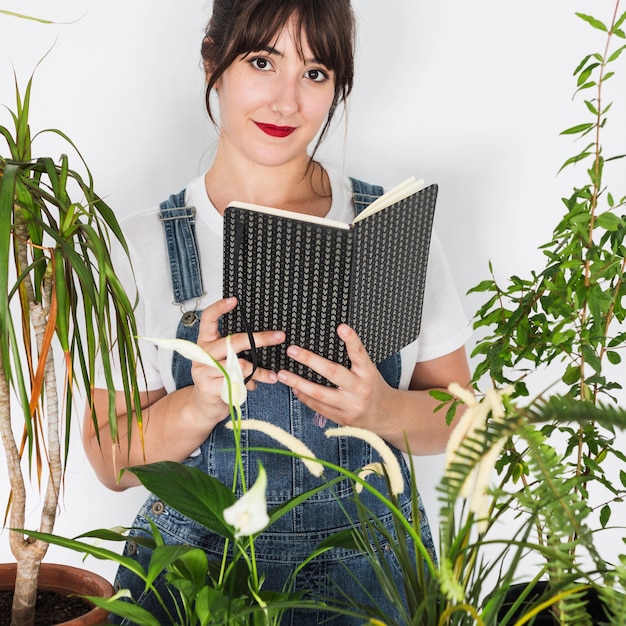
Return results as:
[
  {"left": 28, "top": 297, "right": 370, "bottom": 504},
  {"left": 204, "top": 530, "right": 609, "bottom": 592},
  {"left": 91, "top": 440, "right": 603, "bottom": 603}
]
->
[
  {"left": 349, "top": 177, "right": 402, "bottom": 389},
  {"left": 350, "top": 178, "right": 385, "bottom": 216},
  {"left": 158, "top": 189, "right": 205, "bottom": 304}
]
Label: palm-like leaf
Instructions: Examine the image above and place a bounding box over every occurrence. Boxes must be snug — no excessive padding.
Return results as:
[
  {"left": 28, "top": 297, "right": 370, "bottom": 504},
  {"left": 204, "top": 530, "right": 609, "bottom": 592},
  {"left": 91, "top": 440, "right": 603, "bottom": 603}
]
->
[{"left": 0, "top": 71, "right": 143, "bottom": 625}]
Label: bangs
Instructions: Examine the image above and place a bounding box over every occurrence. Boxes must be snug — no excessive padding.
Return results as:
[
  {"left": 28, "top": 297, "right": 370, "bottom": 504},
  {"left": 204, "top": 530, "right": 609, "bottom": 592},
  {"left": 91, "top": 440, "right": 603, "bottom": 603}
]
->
[{"left": 226, "top": 0, "right": 354, "bottom": 96}]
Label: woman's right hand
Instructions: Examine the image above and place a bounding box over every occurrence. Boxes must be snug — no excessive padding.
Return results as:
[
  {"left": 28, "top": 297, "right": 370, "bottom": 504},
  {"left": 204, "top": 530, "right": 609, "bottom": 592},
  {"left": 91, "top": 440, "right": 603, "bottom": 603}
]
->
[
  {"left": 83, "top": 296, "right": 285, "bottom": 490},
  {"left": 188, "top": 296, "right": 285, "bottom": 427}
]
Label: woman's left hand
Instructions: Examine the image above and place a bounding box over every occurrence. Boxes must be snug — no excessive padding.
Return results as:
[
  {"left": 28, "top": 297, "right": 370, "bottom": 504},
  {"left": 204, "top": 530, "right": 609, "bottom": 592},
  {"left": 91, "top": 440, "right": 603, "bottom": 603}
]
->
[{"left": 277, "top": 323, "right": 393, "bottom": 431}]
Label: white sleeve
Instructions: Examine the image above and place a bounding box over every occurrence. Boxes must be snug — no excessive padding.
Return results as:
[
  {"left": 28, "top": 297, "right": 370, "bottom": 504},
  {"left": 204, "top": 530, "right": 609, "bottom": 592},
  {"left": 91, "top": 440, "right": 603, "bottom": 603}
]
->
[{"left": 413, "top": 231, "right": 472, "bottom": 363}]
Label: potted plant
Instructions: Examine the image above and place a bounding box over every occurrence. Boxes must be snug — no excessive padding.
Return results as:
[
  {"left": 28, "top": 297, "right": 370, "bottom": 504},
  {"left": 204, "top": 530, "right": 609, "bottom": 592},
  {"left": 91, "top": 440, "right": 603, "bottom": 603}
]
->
[
  {"left": 461, "top": 2, "right": 626, "bottom": 622},
  {"left": 0, "top": 32, "right": 143, "bottom": 626}
]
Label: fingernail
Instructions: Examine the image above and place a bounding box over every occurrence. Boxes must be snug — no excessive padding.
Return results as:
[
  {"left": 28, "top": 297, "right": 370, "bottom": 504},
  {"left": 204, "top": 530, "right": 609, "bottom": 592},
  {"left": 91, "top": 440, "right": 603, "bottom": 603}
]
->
[
  {"left": 277, "top": 371, "right": 288, "bottom": 382},
  {"left": 268, "top": 372, "right": 278, "bottom": 382},
  {"left": 287, "top": 345, "right": 299, "bottom": 357}
]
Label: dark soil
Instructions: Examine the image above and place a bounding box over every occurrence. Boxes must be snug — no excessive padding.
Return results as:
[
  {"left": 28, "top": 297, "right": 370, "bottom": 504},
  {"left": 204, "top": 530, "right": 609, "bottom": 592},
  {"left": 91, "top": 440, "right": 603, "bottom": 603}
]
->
[{"left": 0, "top": 589, "right": 93, "bottom": 625}]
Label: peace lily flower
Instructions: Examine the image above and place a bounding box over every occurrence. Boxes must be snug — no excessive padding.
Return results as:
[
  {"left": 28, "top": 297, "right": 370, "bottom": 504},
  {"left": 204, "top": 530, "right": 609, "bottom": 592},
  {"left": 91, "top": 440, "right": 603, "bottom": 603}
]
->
[
  {"left": 446, "top": 383, "right": 512, "bottom": 534},
  {"left": 141, "top": 335, "right": 247, "bottom": 407},
  {"left": 223, "top": 463, "right": 270, "bottom": 538},
  {"left": 220, "top": 335, "right": 247, "bottom": 407},
  {"left": 225, "top": 418, "right": 324, "bottom": 477},
  {"left": 326, "top": 426, "right": 404, "bottom": 496}
]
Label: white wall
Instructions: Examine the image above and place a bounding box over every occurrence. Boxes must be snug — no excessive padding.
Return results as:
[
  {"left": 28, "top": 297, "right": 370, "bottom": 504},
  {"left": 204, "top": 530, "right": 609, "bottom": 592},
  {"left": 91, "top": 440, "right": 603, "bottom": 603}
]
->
[{"left": 1, "top": 0, "right": 624, "bottom": 583}]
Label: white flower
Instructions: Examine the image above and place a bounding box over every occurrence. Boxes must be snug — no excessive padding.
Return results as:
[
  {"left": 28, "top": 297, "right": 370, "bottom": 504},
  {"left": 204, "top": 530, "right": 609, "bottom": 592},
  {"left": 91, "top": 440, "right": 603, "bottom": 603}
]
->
[
  {"left": 220, "top": 335, "right": 247, "bottom": 407},
  {"left": 326, "top": 426, "right": 404, "bottom": 495},
  {"left": 141, "top": 335, "right": 247, "bottom": 408},
  {"left": 225, "top": 419, "right": 324, "bottom": 477},
  {"left": 223, "top": 463, "right": 270, "bottom": 538}
]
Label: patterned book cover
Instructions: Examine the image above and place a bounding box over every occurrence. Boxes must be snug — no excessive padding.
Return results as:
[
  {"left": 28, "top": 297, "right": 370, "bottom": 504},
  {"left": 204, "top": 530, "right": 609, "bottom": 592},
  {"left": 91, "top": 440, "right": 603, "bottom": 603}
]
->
[
  {"left": 350, "top": 184, "right": 438, "bottom": 363},
  {"left": 222, "top": 184, "right": 438, "bottom": 384}
]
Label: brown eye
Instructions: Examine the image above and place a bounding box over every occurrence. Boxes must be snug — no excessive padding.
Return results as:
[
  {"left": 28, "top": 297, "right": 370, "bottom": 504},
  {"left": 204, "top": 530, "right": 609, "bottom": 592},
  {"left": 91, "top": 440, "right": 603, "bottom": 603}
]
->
[
  {"left": 306, "top": 68, "right": 329, "bottom": 83},
  {"left": 250, "top": 57, "right": 271, "bottom": 71}
]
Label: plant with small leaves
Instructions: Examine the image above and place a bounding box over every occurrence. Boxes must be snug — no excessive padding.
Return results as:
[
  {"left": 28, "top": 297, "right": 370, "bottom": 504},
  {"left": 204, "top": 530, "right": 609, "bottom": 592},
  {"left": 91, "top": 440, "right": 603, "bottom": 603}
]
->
[{"left": 467, "top": 2, "right": 626, "bottom": 618}]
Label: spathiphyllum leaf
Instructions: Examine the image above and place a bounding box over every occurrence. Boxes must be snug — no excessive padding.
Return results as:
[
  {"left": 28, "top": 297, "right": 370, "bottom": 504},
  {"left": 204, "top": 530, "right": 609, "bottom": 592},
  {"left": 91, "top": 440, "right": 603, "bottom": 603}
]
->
[{"left": 126, "top": 462, "right": 236, "bottom": 538}]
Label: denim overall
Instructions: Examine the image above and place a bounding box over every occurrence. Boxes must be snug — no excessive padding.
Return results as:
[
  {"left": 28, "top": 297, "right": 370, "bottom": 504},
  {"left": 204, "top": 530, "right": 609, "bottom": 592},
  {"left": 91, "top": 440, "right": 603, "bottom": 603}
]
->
[{"left": 111, "top": 179, "right": 436, "bottom": 625}]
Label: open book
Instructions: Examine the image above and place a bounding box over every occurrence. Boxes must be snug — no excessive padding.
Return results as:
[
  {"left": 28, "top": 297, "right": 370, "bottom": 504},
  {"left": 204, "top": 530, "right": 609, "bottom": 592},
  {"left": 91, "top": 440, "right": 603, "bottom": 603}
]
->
[{"left": 222, "top": 177, "right": 438, "bottom": 384}]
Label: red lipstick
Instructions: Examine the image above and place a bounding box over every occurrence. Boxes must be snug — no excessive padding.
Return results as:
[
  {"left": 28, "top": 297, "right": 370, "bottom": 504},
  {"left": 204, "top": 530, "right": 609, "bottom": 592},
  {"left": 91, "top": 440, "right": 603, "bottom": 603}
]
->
[{"left": 255, "top": 122, "right": 296, "bottom": 138}]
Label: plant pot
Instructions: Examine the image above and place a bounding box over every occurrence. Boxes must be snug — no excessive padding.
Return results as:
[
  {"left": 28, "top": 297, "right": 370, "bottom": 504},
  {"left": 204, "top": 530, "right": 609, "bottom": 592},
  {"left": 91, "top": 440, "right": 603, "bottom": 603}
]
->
[
  {"left": 0, "top": 562, "right": 113, "bottom": 625},
  {"left": 496, "top": 581, "right": 607, "bottom": 625}
]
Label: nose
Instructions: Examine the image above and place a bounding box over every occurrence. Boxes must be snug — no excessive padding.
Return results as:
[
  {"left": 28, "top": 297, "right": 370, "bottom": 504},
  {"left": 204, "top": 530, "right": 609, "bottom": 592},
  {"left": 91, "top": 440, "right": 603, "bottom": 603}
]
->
[{"left": 271, "top": 73, "right": 299, "bottom": 116}]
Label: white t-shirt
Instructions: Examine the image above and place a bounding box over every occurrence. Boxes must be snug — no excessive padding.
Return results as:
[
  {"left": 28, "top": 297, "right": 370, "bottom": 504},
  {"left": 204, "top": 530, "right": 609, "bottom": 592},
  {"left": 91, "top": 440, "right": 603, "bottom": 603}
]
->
[{"left": 98, "top": 167, "right": 470, "bottom": 392}]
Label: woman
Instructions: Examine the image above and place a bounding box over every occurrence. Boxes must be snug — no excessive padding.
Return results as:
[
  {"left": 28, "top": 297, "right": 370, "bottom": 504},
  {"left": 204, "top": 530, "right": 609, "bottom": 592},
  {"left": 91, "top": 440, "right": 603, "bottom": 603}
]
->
[{"left": 84, "top": 0, "right": 472, "bottom": 623}]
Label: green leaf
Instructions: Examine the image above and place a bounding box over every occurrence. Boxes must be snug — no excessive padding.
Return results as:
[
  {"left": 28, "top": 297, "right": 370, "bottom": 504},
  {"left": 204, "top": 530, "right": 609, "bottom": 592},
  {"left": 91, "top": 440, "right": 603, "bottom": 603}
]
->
[
  {"left": 596, "top": 212, "right": 623, "bottom": 231},
  {"left": 581, "top": 344, "right": 602, "bottom": 373},
  {"left": 85, "top": 595, "right": 161, "bottom": 626},
  {"left": 575, "top": 13, "right": 607, "bottom": 32},
  {"left": 599, "top": 504, "right": 611, "bottom": 528},
  {"left": 607, "top": 44, "right": 626, "bottom": 63},
  {"left": 0, "top": 9, "right": 54, "bottom": 24},
  {"left": 429, "top": 389, "right": 453, "bottom": 402},
  {"left": 166, "top": 548, "right": 209, "bottom": 596},
  {"left": 562, "top": 365, "right": 581, "bottom": 386},
  {"left": 19, "top": 528, "right": 149, "bottom": 578},
  {"left": 145, "top": 544, "right": 199, "bottom": 588},
  {"left": 560, "top": 122, "right": 595, "bottom": 135},
  {"left": 127, "top": 462, "right": 237, "bottom": 538},
  {"left": 576, "top": 63, "right": 600, "bottom": 87},
  {"left": 0, "top": 163, "right": 18, "bottom": 356}
]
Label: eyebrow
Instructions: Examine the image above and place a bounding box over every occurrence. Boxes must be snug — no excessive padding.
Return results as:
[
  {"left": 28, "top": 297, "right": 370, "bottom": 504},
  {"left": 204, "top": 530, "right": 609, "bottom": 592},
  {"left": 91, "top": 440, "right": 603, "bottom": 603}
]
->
[{"left": 251, "top": 45, "right": 327, "bottom": 67}]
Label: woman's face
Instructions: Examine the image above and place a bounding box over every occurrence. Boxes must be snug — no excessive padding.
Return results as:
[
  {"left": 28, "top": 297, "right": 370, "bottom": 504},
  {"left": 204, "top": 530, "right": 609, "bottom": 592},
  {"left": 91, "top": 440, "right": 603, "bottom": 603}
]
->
[{"left": 213, "top": 20, "right": 336, "bottom": 170}]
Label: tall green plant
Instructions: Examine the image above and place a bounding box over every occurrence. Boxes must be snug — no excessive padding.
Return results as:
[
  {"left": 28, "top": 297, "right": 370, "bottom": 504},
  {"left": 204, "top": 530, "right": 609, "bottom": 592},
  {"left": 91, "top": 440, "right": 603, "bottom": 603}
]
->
[
  {"left": 469, "top": 0, "right": 626, "bottom": 561},
  {"left": 0, "top": 70, "right": 143, "bottom": 625}
]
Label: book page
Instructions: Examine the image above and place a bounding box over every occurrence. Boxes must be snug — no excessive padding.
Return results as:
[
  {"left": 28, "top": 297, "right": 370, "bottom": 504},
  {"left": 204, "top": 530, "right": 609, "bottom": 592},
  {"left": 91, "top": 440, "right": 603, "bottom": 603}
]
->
[
  {"left": 227, "top": 175, "right": 425, "bottom": 229},
  {"left": 226, "top": 201, "right": 350, "bottom": 230},
  {"left": 352, "top": 176, "right": 425, "bottom": 224}
]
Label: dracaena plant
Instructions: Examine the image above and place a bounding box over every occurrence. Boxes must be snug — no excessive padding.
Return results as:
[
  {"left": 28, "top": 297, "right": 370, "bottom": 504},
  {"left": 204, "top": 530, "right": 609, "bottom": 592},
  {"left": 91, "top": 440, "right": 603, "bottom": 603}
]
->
[
  {"left": 465, "top": 0, "right": 626, "bottom": 616},
  {"left": 0, "top": 69, "right": 143, "bottom": 626}
]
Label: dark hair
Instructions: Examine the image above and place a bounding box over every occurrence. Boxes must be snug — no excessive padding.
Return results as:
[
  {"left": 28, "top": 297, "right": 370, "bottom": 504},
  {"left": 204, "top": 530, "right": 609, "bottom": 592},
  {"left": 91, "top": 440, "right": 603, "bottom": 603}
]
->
[{"left": 201, "top": 0, "right": 355, "bottom": 147}]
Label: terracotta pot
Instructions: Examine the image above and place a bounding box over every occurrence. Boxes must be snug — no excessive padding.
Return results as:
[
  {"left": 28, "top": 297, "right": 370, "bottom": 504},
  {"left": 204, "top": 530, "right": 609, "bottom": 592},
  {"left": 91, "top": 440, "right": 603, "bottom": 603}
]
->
[{"left": 0, "top": 562, "right": 113, "bottom": 625}]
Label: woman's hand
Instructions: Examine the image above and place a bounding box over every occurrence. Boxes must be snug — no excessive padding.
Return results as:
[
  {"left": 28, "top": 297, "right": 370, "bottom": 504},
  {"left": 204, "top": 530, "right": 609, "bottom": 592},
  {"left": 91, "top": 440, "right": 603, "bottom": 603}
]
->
[
  {"left": 189, "top": 297, "right": 285, "bottom": 427},
  {"left": 276, "top": 323, "right": 392, "bottom": 432},
  {"left": 276, "top": 323, "right": 471, "bottom": 454},
  {"left": 84, "top": 297, "right": 285, "bottom": 490}
]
